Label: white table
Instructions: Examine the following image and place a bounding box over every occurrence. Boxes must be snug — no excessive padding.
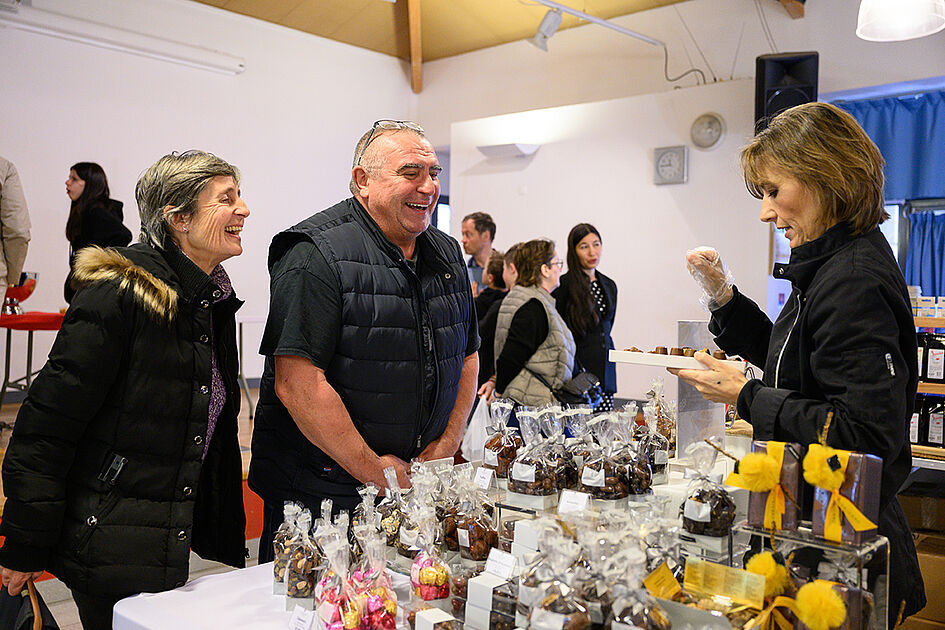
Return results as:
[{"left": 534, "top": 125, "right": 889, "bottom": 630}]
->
[{"left": 114, "top": 563, "right": 414, "bottom": 630}]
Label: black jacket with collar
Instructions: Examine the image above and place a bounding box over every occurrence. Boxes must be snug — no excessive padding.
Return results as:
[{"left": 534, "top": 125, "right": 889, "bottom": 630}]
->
[
  {"left": 0, "top": 241, "right": 246, "bottom": 597},
  {"left": 552, "top": 270, "right": 618, "bottom": 393},
  {"left": 710, "top": 222, "right": 923, "bottom": 621}
]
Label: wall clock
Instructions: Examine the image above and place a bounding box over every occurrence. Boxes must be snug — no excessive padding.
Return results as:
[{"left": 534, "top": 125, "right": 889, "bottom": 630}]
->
[
  {"left": 691, "top": 112, "right": 725, "bottom": 149},
  {"left": 654, "top": 145, "right": 688, "bottom": 185}
]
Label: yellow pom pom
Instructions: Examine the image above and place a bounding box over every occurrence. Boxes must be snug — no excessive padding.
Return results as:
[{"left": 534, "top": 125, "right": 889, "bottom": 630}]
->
[
  {"left": 795, "top": 580, "right": 846, "bottom": 630},
  {"left": 802, "top": 444, "right": 845, "bottom": 491},
  {"left": 738, "top": 453, "right": 782, "bottom": 492},
  {"left": 745, "top": 551, "right": 790, "bottom": 598}
]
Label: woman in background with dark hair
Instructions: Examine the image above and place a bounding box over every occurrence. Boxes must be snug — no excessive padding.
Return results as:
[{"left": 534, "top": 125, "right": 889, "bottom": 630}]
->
[
  {"left": 553, "top": 223, "right": 618, "bottom": 411},
  {"left": 64, "top": 162, "right": 132, "bottom": 303}
]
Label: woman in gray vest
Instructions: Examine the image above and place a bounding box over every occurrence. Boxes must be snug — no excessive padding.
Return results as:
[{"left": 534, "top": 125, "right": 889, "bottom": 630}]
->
[{"left": 494, "top": 239, "right": 576, "bottom": 407}]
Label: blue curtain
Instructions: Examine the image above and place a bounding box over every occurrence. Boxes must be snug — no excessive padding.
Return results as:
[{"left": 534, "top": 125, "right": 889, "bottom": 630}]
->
[
  {"left": 838, "top": 91, "right": 945, "bottom": 201},
  {"left": 904, "top": 212, "right": 945, "bottom": 297}
]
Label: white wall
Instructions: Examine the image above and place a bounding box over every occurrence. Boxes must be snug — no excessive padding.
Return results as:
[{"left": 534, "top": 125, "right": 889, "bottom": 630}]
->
[
  {"left": 450, "top": 80, "right": 764, "bottom": 398},
  {"left": 0, "top": 0, "right": 416, "bottom": 378},
  {"left": 419, "top": 0, "right": 945, "bottom": 146}
]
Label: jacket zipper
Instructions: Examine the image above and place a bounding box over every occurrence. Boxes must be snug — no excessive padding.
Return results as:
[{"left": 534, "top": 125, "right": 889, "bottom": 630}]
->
[{"left": 774, "top": 292, "right": 803, "bottom": 388}]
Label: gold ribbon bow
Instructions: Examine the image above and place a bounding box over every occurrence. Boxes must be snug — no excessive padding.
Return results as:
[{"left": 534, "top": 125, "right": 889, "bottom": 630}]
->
[
  {"left": 744, "top": 596, "right": 797, "bottom": 630},
  {"left": 725, "top": 441, "right": 787, "bottom": 530},
  {"left": 822, "top": 450, "right": 877, "bottom": 542}
]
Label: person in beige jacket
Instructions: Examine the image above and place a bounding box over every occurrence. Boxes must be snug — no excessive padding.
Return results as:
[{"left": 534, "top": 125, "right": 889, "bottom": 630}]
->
[{"left": 0, "top": 157, "right": 31, "bottom": 301}]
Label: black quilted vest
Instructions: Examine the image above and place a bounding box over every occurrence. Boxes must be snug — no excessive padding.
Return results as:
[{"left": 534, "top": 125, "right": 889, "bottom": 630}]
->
[{"left": 250, "top": 198, "right": 475, "bottom": 506}]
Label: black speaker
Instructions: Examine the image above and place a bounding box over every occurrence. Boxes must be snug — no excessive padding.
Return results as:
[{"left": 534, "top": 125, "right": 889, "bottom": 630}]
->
[{"left": 754, "top": 51, "right": 819, "bottom": 133}]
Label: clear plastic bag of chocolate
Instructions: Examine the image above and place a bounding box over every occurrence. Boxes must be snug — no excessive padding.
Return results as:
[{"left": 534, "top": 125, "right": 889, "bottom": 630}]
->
[
  {"left": 644, "top": 379, "right": 676, "bottom": 457},
  {"left": 538, "top": 406, "right": 578, "bottom": 491},
  {"left": 352, "top": 534, "right": 399, "bottom": 630},
  {"left": 351, "top": 483, "right": 380, "bottom": 561},
  {"left": 574, "top": 527, "right": 628, "bottom": 627},
  {"left": 605, "top": 548, "right": 671, "bottom": 630},
  {"left": 285, "top": 509, "right": 320, "bottom": 610},
  {"left": 509, "top": 409, "right": 557, "bottom": 496},
  {"left": 579, "top": 416, "right": 629, "bottom": 500},
  {"left": 312, "top": 535, "right": 358, "bottom": 625},
  {"left": 518, "top": 518, "right": 565, "bottom": 621},
  {"left": 636, "top": 402, "right": 670, "bottom": 486},
  {"left": 410, "top": 505, "right": 452, "bottom": 604},
  {"left": 563, "top": 406, "right": 596, "bottom": 470},
  {"left": 378, "top": 467, "right": 405, "bottom": 548},
  {"left": 399, "top": 464, "right": 437, "bottom": 559},
  {"left": 454, "top": 475, "right": 499, "bottom": 561},
  {"left": 529, "top": 536, "right": 591, "bottom": 630},
  {"left": 273, "top": 501, "right": 302, "bottom": 595},
  {"left": 484, "top": 398, "right": 522, "bottom": 480},
  {"left": 679, "top": 442, "right": 736, "bottom": 538}
]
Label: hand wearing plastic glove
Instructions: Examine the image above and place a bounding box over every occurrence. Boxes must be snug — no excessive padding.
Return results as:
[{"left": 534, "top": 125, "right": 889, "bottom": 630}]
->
[{"left": 685, "top": 247, "right": 734, "bottom": 311}]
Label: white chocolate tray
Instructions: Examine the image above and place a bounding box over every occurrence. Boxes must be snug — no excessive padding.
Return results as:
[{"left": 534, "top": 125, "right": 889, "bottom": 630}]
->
[{"left": 609, "top": 350, "right": 746, "bottom": 372}]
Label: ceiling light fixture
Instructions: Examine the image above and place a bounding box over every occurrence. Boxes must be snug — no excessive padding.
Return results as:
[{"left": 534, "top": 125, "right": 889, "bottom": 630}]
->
[
  {"left": 525, "top": 0, "right": 663, "bottom": 50},
  {"left": 856, "top": 0, "right": 945, "bottom": 41},
  {"left": 528, "top": 8, "right": 563, "bottom": 51},
  {"left": 0, "top": 4, "right": 246, "bottom": 74}
]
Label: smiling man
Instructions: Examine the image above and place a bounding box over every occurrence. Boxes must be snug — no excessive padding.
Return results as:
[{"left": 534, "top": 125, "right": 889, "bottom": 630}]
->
[{"left": 250, "top": 121, "right": 479, "bottom": 559}]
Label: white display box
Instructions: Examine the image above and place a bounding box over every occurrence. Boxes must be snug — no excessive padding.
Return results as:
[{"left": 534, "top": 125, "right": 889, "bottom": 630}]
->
[
  {"left": 503, "top": 490, "right": 557, "bottom": 511},
  {"left": 510, "top": 542, "right": 538, "bottom": 565},
  {"left": 467, "top": 573, "right": 508, "bottom": 610},
  {"left": 464, "top": 604, "right": 492, "bottom": 630},
  {"left": 513, "top": 519, "right": 541, "bottom": 550},
  {"left": 416, "top": 607, "right": 458, "bottom": 630}
]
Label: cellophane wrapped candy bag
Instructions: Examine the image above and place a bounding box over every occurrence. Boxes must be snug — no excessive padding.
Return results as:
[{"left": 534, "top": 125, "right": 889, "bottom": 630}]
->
[
  {"left": 273, "top": 501, "right": 301, "bottom": 595},
  {"left": 410, "top": 505, "right": 451, "bottom": 602},
  {"left": 529, "top": 535, "right": 590, "bottom": 630},
  {"left": 509, "top": 409, "right": 557, "bottom": 496},
  {"left": 679, "top": 442, "right": 736, "bottom": 538},
  {"left": 484, "top": 398, "right": 521, "bottom": 480},
  {"left": 286, "top": 509, "right": 320, "bottom": 610}
]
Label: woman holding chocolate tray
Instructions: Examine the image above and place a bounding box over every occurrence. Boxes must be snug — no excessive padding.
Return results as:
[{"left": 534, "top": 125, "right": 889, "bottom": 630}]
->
[
  {"left": 671, "top": 102, "right": 923, "bottom": 625},
  {"left": 553, "top": 223, "right": 617, "bottom": 411},
  {"left": 0, "top": 151, "right": 249, "bottom": 630}
]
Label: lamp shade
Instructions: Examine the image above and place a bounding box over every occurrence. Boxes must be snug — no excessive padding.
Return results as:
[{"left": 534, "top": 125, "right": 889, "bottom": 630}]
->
[{"left": 856, "top": 0, "right": 945, "bottom": 41}]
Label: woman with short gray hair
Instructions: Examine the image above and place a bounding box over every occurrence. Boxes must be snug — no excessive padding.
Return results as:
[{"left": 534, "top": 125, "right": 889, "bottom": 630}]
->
[{"left": 0, "top": 150, "right": 251, "bottom": 630}]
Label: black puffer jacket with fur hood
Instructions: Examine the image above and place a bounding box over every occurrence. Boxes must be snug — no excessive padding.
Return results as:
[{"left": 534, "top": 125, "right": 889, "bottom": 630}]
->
[{"left": 0, "top": 241, "right": 246, "bottom": 597}]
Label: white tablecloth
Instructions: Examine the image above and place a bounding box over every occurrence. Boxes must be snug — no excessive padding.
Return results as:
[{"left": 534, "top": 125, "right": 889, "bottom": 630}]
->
[{"left": 113, "top": 562, "right": 413, "bottom": 630}]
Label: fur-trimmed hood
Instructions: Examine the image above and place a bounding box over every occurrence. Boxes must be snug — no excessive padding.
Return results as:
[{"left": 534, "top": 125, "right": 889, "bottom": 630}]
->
[{"left": 72, "top": 246, "right": 178, "bottom": 321}]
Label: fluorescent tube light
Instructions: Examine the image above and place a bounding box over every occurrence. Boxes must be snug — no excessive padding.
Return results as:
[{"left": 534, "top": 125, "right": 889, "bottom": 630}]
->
[{"left": 0, "top": 5, "right": 246, "bottom": 75}]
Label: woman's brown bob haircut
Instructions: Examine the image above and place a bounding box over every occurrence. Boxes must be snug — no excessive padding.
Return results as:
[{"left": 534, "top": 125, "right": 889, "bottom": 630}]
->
[
  {"left": 741, "top": 102, "right": 888, "bottom": 235},
  {"left": 514, "top": 239, "right": 555, "bottom": 288}
]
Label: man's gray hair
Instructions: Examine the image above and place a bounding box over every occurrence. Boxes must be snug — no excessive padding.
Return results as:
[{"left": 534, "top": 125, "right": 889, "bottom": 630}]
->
[
  {"left": 136, "top": 150, "right": 240, "bottom": 249},
  {"left": 348, "top": 122, "right": 426, "bottom": 196}
]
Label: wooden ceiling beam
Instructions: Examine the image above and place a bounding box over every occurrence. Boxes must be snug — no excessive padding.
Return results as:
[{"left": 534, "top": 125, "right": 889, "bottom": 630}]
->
[
  {"left": 408, "top": 0, "right": 422, "bottom": 93},
  {"left": 778, "top": 0, "right": 805, "bottom": 19}
]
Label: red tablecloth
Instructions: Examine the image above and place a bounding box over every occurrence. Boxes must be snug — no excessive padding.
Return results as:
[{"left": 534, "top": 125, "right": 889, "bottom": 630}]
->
[{"left": 0, "top": 311, "right": 64, "bottom": 331}]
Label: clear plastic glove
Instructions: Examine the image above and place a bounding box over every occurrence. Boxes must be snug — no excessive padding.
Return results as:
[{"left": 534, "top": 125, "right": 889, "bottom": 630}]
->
[{"left": 685, "top": 246, "right": 734, "bottom": 311}]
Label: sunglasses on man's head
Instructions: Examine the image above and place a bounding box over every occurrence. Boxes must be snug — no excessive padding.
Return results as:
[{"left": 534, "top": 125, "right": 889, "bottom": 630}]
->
[{"left": 355, "top": 120, "right": 425, "bottom": 166}]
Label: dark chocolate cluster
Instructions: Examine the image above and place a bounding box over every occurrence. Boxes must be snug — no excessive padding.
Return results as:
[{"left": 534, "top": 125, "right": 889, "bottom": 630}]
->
[{"left": 681, "top": 487, "right": 736, "bottom": 537}]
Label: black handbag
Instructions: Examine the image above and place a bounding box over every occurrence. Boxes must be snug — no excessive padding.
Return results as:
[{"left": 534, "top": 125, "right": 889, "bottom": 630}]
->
[
  {"left": 525, "top": 367, "right": 602, "bottom": 408},
  {"left": 0, "top": 581, "right": 60, "bottom": 630}
]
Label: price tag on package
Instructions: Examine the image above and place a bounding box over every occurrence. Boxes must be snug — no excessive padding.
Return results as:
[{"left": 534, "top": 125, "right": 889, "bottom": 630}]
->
[
  {"left": 288, "top": 605, "right": 315, "bottom": 630},
  {"left": 485, "top": 548, "right": 518, "bottom": 579},
  {"left": 558, "top": 489, "right": 590, "bottom": 515},
  {"left": 474, "top": 466, "right": 494, "bottom": 490}
]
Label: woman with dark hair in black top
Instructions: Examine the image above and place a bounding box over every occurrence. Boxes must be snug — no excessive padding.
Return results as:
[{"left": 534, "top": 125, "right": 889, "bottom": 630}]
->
[
  {"left": 553, "top": 223, "right": 618, "bottom": 410},
  {"left": 64, "top": 162, "right": 132, "bottom": 303}
]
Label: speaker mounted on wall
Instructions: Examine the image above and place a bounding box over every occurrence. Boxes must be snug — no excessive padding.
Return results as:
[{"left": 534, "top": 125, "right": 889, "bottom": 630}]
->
[{"left": 754, "top": 51, "right": 819, "bottom": 133}]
